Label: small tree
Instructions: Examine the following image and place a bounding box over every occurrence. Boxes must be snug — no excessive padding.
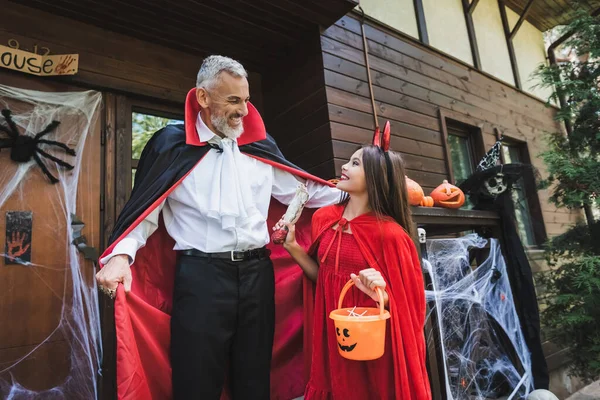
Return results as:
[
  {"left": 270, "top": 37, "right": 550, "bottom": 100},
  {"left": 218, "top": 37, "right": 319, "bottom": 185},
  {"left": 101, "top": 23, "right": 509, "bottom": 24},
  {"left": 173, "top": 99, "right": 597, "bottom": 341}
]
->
[{"left": 535, "top": 10, "right": 600, "bottom": 382}]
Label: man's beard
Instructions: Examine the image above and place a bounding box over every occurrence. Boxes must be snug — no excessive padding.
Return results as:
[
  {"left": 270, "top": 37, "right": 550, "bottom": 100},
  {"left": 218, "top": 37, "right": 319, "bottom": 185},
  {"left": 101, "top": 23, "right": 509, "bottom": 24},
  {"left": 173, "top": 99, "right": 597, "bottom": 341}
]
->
[{"left": 211, "top": 112, "right": 244, "bottom": 139}]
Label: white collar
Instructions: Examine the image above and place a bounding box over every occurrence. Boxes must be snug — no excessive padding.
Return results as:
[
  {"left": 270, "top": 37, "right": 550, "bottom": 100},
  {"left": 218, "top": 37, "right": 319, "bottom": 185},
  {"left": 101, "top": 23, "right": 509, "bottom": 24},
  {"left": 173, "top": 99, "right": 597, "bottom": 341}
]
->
[
  {"left": 195, "top": 112, "right": 230, "bottom": 145},
  {"left": 194, "top": 112, "right": 257, "bottom": 230}
]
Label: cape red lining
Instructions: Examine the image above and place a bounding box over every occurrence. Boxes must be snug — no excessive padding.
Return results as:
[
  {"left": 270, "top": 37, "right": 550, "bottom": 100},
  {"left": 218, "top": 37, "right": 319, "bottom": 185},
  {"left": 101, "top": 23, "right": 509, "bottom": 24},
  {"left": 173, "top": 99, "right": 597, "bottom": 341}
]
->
[
  {"left": 101, "top": 157, "right": 334, "bottom": 400},
  {"left": 101, "top": 90, "right": 336, "bottom": 399}
]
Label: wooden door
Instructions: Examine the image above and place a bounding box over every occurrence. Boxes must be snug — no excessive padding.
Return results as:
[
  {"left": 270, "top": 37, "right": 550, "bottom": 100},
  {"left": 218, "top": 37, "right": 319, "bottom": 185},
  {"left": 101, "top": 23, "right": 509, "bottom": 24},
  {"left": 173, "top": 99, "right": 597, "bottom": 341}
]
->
[{"left": 0, "top": 70, "right": 102, "bottom": 398}]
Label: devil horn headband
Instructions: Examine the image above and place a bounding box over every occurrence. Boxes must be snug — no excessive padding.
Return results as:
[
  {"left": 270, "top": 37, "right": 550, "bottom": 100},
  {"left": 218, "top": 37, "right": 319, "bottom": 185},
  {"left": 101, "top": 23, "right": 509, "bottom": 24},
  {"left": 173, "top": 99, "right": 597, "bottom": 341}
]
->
[{"left": 372, "top": 120, "right": 391, "bottom": 151}]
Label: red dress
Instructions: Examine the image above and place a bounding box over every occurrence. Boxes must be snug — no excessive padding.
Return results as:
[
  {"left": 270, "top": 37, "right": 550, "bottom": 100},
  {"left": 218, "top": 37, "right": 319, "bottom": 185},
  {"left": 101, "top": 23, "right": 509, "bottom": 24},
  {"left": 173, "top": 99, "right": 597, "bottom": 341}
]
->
[
  {"left": 305, "top": 222, "right": 396, "bottom": 399},
  {"left": 303, "top": 206, "right": 432, "bottom": 400}
]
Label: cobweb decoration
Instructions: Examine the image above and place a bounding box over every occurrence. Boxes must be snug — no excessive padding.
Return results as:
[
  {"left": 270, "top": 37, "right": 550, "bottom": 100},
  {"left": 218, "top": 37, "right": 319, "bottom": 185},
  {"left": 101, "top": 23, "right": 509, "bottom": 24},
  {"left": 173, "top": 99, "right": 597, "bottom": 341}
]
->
[
  {"left": 424, "top": 234, "right": 533, "bottom": 399},
  {"left": 0, "top": 83, "right": 102, "bottom": 398}
]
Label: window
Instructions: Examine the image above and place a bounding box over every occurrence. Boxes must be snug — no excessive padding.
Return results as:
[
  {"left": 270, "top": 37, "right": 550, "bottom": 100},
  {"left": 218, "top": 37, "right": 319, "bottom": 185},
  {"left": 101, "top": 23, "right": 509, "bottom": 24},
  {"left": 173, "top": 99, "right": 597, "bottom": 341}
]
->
[
  {"left": 440, "top": 115, "right": 485, "bottom": 210},
  {"left": 131, "top": 109, "right": 183, "bottom": 188},
  {"left": 500, "top": 139, "right": 546, "bottom": 247},
  {"left": 447, "top": 132, "right": 474, "bottom": 186},
  {"left": 441, "top": 115, "right": 484, "bottom": 186}
]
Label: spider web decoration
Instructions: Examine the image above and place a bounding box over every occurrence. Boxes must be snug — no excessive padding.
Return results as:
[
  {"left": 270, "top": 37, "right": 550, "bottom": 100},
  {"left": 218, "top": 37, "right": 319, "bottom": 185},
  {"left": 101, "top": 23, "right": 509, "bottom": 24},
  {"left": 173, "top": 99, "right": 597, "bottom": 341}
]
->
[
  {"left": 0, "top": 83, "right": 102, "bottom": 399},
  {"left": 424, "top": 234, "right": 534, "bottom": 399},
  {"left": 0, "top": 108, "right": 76, "bottom": 184}
]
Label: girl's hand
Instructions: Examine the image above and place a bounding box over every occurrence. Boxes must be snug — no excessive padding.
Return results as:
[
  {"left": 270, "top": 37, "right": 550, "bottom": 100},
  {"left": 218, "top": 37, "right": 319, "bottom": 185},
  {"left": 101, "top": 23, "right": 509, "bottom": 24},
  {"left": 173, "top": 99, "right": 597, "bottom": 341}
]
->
[
  {"left": 351, "top": 268, "right": 389, "bottom": 304},
  {"left": 272, "top": 217, "right": 297, "bottom": 246},
  {"left": 278, "top": 221, "right": 298, "bottom": 249}
]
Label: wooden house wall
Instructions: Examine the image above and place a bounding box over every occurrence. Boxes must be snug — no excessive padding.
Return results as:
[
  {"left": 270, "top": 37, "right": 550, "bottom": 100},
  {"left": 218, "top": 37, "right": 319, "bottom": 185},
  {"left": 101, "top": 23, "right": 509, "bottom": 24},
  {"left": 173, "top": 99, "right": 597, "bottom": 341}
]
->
[
  {"left": 320, "top": 15, "right": 582, "bottom": 234},
  {"left": 0, "top": 1, "right": 264, "bottom": 109},
  {"left": 0, "top": 2, "right": 584, "bottom": 250},
  {"left": 261, "top": 29, "right": 333, "bottom": 179},
  {"left": 1, "top": 2, "right": 194, "bottom": 103}
]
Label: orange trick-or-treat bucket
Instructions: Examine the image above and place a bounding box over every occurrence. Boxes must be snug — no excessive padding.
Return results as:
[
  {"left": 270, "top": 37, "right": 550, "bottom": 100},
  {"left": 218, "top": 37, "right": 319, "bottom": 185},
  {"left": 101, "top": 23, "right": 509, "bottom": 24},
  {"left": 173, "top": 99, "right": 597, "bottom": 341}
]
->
[{"left": 329, "top": 279, "right": 391, "bottom": 361}]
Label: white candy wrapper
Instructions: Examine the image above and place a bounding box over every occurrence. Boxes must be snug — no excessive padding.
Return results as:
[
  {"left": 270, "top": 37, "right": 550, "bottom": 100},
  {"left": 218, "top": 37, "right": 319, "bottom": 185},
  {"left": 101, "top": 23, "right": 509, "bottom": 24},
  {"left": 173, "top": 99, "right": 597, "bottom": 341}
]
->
[{"left": 271, "top": 183, "right": 309, "bottom": 244}]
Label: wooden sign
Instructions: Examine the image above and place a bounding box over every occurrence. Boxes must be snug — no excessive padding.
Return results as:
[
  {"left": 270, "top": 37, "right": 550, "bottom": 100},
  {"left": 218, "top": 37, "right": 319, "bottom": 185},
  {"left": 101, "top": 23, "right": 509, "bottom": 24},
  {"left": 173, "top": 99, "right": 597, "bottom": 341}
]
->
[
  {"left": 0, "top": 44, "right": 78, "bottom": 76},
  {"left": 5, "top": 211, "right": 33, "bottom": 265}
]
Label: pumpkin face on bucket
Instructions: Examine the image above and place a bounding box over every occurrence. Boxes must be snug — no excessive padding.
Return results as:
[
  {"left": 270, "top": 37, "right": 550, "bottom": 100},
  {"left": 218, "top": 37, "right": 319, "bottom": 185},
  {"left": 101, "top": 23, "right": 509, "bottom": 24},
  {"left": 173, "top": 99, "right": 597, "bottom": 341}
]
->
[
  {"left": 330, "top": 281, "right": 391, "bottom": 360},
  {"left": 430, "top": 180, "right": 465, "bottom": 208},
  {"left": 336, "top": 326, "right": 357, "bottom": 352}
]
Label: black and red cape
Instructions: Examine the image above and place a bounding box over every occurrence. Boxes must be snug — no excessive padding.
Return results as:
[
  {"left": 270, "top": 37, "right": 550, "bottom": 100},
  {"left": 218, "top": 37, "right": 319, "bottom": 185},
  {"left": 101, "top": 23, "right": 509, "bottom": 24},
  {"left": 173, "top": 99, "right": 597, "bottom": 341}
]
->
[{"left": 99, "top": 89, "right": 334, "bottom": 399}]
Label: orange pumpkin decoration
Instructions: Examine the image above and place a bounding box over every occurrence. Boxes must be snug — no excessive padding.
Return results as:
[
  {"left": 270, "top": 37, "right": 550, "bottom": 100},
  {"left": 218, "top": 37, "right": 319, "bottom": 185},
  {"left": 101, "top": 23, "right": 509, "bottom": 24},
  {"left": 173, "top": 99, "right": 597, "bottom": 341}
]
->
[
  {"left": 430, "top": 180, "right": 465, "bottom": 209},
  {"left": 420, "top": 196, "right": 434, "bottom": 207},
  {"left": 405, "top": 176, "right": 424, "bottom": 206}
]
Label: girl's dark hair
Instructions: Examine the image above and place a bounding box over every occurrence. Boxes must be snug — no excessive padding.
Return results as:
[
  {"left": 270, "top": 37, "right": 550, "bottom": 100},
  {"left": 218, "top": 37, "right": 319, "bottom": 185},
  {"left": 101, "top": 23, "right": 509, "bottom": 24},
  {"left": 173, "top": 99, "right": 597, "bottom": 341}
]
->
[{"left": 341, "top": 145, "right": 415, "bottom": 237}]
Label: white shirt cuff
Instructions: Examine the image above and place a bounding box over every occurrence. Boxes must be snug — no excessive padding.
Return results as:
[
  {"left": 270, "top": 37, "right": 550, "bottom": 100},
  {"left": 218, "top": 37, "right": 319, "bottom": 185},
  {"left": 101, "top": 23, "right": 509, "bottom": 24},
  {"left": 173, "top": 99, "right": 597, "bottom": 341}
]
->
[{"left": 99, "top": 238, "right": 139, "bottom": 266}]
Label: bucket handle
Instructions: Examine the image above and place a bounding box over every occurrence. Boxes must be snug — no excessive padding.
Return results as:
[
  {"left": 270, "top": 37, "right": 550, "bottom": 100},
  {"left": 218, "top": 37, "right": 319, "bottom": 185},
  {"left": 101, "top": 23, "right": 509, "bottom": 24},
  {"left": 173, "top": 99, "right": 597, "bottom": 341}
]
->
[{"left": 338, "top": 279, "right": 386, "bottom": 316}]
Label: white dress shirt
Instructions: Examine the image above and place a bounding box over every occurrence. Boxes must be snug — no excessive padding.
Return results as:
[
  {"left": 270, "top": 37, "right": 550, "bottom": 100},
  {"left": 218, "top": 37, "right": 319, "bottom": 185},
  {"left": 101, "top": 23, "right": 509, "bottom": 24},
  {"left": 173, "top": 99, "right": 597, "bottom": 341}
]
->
[{"left": 100, "top": 114, "right": 341, "bottom": 265}]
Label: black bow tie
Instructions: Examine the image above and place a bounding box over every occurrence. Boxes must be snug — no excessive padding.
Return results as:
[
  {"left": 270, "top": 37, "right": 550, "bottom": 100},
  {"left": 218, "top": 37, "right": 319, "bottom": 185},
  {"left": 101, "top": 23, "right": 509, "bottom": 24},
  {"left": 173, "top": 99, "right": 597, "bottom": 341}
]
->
[{"left": 208, "top": 143, "right": 223, "bottom": 153}]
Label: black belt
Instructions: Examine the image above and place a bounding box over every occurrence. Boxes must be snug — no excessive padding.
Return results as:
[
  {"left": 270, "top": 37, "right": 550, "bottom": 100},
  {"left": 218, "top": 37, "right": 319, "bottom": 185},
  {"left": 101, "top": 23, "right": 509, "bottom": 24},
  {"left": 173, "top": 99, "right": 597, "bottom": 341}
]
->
[{"left": 179, "top": 247, "right": 271, "bottom": 262}]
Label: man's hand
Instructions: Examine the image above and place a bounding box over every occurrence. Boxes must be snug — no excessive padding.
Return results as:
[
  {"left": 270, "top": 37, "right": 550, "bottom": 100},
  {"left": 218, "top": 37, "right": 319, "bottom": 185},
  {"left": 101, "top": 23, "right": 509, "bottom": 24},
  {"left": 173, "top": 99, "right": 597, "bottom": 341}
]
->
[{"left": 95, "top": 254, "right": 133, "bottom": 294}]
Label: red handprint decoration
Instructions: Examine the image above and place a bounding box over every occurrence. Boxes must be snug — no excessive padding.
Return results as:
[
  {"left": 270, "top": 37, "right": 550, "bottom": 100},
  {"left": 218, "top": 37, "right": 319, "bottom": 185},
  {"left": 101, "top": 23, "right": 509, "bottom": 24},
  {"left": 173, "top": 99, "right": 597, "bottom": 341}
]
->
[
  {"left": 4, "top": 211, "right": 32, "bottom": 265},
  {"left": 7, "top": 232, "right": 30, "bottom": 260},
  {"left": 54, "top": 55, "right": 77, "bottom": 75}
]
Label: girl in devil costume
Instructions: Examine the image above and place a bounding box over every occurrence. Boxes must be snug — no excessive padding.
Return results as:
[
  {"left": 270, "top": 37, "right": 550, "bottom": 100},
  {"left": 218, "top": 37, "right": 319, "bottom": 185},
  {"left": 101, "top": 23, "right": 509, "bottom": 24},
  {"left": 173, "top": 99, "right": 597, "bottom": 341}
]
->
[{"left": 277, "top": 123, "right": 431, "bottom": 399}]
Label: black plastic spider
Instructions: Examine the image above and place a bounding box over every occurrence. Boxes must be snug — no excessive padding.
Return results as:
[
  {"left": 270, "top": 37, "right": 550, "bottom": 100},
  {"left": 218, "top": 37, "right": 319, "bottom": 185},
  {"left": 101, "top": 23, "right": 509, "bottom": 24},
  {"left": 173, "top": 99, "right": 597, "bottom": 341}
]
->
[{"left": 0, "top": 109, "right": 76, "bottom": 184}]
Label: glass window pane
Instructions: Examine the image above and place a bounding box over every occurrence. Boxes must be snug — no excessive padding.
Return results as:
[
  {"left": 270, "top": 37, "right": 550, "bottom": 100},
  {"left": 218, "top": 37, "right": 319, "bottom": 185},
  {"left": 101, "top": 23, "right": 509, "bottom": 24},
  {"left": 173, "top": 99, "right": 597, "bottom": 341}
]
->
[
  {"left": 132, "top": 112, "right": 183, "bottom": 160},
  {"left": 512, "top": 180, "right": 536, "bottom": 246},
  {"left": 501, "top": 145, "right": 512, "bottom": 163},
  {"left": 502, "top": 145, "right": 522, "bottom": 164},
  {"left": 503, "top": 144, "right": 536, "bottom": 246},
  {"left": 448, "top": 134, "right": 474, "bottom": 185},
  {"left": 448, "top": 134, "right": 474, "bottom": 210}
]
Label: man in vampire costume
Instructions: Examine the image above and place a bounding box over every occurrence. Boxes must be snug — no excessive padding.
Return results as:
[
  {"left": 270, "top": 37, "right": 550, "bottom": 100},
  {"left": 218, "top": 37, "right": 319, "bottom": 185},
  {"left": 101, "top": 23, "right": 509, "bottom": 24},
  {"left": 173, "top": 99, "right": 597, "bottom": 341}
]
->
[{"left": 96, "top": 55, "right": 341, "bottom": 400}]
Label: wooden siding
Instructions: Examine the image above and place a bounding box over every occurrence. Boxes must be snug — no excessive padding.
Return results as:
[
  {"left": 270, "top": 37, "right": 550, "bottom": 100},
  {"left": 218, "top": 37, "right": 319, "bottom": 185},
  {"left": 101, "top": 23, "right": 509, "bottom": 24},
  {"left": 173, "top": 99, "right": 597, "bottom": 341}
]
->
[
  {"left": 321, "top": 14, "right": 582, "bottom": 229},
  {"left": 0, "top": 1, "right": 263, "bottom": 106},
  {"left": 262, "top": 28, "right": 334, "bottom": 179},
  {"left": 0, "top": 1, "right": 200, "bottom": 103}
]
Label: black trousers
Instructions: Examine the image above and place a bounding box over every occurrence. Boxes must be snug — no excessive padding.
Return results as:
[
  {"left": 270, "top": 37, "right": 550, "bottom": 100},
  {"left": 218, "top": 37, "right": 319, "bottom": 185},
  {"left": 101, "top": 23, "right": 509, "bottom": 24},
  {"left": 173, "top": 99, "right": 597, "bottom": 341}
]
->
[{"left": 170, "top": 253, "right": 275, "bottom": 400}]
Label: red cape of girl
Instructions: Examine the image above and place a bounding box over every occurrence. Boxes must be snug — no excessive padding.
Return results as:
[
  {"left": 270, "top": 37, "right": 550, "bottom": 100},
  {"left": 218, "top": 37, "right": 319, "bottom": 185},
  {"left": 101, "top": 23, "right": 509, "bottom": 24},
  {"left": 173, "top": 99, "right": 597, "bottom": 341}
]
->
[{"left": 303, "top": 205, "right": 432, "bottom": 399}]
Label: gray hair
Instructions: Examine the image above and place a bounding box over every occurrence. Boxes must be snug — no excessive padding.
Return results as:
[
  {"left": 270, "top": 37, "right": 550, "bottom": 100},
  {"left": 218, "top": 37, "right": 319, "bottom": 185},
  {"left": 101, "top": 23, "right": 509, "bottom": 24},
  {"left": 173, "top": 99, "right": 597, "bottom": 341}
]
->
[{"left": 196, "top": 55, "right": 247, "bottom": 90}]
